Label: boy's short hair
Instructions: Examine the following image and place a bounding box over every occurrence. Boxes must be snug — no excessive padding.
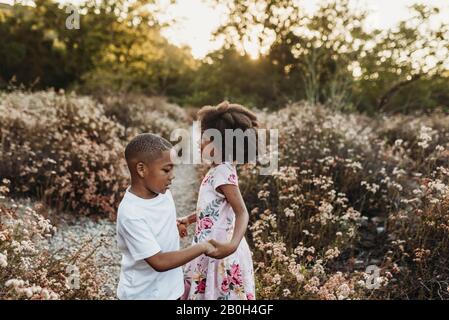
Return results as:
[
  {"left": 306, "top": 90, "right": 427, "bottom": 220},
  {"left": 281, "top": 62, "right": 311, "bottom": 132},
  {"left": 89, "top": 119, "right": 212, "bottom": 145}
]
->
[{"left": 125, "top": 133, "right": 173, "bottom": 166}]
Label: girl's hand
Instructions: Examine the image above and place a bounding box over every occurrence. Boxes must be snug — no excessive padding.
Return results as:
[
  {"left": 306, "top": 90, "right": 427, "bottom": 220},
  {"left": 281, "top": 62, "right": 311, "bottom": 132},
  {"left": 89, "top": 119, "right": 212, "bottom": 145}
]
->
[
  {"left": 176, "top": 218, "right": 188, "bottom": 238},
  {"left": 177, "top": 216, "right": 189, "bottom": 225},
  {"left": 206, "top": 239, "right": 236, "bottom": 259}
]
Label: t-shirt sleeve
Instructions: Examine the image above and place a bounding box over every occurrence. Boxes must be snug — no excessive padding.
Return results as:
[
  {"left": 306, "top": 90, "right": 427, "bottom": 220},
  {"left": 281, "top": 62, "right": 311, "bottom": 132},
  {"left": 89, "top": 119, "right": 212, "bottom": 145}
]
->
[
  {"left": 212, "top": 163, "right": 238, "bottom": 196},
  {"left": 120, "top": 218, "right": 161, "bottom": 261}
]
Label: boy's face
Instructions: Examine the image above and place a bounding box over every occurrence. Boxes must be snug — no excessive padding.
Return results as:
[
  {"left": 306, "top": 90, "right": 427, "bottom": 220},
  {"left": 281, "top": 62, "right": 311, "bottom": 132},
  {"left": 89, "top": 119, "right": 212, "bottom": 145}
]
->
[{"left": 137, "top": 149, "right": 175, "bottom": 194}]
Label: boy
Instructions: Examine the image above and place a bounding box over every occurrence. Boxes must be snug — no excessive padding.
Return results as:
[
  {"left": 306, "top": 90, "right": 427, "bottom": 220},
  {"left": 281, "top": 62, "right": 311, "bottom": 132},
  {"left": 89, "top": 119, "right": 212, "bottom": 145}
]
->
[{"left": 116, "top": 133, "right": 215, "bottom": 300}]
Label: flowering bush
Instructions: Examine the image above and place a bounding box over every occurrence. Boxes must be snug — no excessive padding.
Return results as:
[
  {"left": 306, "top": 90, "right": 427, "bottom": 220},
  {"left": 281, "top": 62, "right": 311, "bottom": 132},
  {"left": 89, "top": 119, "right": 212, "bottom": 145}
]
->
[
  {"left": 0, "top": 90, "right": 129, "bottom": 216},
  {"left": 0, "top": 90, "right": 191, "bottom": 299},
  {"left": 382, "top": 129, "right": 449, "bottom": 299},
  {"left": 0, "top": 180, "right": 108, "bottom": 299},
  {"left": 97, "top": 94, "right": 188, "bottom": 139},
  {"left": 2, "top": 89, "right": 448, "bottom": 299},
  {"left": 239, "top": 103, "right": 449, "bottom": 299}
]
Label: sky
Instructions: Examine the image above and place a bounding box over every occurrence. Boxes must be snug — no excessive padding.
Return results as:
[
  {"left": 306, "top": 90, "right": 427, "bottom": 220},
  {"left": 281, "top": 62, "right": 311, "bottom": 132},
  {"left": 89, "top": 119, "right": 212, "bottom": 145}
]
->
[{"left": 1, "top": 0, "right": 448, "bottom": 59}]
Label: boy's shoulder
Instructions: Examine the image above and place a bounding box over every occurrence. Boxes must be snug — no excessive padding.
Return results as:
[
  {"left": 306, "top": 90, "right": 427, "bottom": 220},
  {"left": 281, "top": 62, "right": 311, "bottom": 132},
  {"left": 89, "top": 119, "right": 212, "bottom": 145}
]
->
[
  {"left": 165, "top": 189, "right": 175, "bottom": 202},
  {"left": 117, "top": 197, "right": 140, "bottom": 222},
  {"left": 117, "top": 190, "right": 174, "bottom": 221}
]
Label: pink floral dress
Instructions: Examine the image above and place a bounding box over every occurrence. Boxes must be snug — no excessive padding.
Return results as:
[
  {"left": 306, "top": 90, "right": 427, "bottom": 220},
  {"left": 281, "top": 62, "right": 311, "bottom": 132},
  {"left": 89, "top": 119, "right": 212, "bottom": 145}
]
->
[{"left": 182, "top": 162, "right": 256, "bottom": 300}]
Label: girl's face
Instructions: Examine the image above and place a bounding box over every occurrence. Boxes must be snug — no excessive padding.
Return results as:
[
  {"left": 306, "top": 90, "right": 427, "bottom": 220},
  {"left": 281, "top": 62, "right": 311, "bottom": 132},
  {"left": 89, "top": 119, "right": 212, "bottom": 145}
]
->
[
  {"left": 199, "top": 128, "right": 211, "bottom": 154},
  {"left": 200, "top": 136, "right": 212, "bottom": 154},
  {"left": 200, "top": 134, "right": 219, "bottom": 163}
]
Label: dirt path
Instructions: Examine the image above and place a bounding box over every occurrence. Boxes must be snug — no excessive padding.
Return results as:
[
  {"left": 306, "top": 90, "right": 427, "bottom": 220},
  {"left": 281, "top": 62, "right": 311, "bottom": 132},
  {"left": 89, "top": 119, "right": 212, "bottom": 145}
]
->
[
  {"left": 48, "top": 164, "right": 199, "bottom": 299},
  {"left": 170, "top": 164, "right": 198, "bottom": 247}
]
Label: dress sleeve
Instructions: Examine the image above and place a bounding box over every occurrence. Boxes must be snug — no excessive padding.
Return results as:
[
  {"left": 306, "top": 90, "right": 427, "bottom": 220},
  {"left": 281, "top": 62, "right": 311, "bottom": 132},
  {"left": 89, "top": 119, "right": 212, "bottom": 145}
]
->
[{"left": 212, "top": 163, "right": 238, "bottom": 197}]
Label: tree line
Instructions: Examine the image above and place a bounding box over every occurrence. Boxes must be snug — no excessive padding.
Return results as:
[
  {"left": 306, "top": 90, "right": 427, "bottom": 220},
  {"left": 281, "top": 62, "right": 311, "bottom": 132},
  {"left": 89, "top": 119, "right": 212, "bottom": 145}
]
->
[{"left": 1, "top": 0, "right": 448, "bottom": 113}]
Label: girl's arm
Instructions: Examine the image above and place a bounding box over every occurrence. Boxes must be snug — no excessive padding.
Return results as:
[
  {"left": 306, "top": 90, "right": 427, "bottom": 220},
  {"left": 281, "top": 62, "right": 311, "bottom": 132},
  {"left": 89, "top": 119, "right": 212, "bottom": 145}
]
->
[
  {"left": 208, "top": 184, "right": 249, "bottom": 259},
  {"left": 177, "top": 212, "right": 197, "bottom": 225},
  {"left": 176, "top": 212, "right": 197, "bottom": 238},
  {"left": 145, "top": 241, "right": 215, "bottom": 272}
]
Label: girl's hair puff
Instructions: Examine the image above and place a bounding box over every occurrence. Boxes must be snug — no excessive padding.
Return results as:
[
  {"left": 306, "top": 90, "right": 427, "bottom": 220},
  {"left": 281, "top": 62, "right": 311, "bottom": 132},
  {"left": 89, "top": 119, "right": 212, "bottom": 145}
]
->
[{"left": 197, "top": 101, "right": 259, "bottom": 163}]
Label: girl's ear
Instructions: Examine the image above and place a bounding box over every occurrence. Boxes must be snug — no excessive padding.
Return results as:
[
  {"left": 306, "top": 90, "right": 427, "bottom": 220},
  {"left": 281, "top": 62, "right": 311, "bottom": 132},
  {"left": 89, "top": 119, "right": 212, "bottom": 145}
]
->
[{"left": 136, "top": 162, "right": 145, "bottom": 178}]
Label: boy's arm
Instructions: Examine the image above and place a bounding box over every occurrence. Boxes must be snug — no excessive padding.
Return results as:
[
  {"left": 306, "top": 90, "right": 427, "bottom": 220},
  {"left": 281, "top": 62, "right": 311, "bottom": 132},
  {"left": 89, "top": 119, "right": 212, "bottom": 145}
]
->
[{"left": 144, "top": 242, "right": 214, "bottom": 272}]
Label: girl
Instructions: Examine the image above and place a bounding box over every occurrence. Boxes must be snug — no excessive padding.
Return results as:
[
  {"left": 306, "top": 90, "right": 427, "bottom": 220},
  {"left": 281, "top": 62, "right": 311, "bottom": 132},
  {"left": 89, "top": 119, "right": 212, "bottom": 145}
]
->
[{"left": 178, "top": 101, "right": 258, "bottom": 300}]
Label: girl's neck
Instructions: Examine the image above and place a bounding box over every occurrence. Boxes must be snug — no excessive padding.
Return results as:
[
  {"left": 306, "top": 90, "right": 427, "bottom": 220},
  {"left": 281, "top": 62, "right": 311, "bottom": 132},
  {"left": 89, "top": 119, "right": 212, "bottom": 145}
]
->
[{"left": 211, "top": 160, "right": 235, "bottom": 167}]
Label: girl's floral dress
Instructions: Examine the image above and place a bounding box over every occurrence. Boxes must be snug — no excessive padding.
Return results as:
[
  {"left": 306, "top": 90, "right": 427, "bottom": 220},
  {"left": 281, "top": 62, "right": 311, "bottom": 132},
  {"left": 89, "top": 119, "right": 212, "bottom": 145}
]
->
[{"left": 182, "top": 162, "right": 256, "bottom": 300}]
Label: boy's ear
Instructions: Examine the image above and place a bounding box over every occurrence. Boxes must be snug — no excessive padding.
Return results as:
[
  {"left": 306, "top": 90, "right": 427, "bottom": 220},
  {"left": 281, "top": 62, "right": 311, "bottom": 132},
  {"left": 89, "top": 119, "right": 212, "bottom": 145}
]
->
[{"left": 136, "top": 161, "right": 146, "bottom": 178}]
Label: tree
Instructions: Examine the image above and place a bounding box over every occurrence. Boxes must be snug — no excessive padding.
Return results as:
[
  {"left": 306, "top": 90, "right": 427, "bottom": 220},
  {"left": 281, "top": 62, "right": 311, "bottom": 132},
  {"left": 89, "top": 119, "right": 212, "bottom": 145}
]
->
[
  {"left": 208, "top": 0, "right": 372, "bottom": 109},
  {"left": 182, "top": 47, "right": 281, "bottom": 108},
  {"left": 0, "top": 0, "right": 195, "bottom": 96},
  {"left": 356, "top": 4, "right": 449, "bottom": 113}
]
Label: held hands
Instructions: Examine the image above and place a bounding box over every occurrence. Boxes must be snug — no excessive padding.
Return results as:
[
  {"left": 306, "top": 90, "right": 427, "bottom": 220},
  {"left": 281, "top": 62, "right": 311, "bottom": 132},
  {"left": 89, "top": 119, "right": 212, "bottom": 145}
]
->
[
  {"left": 205, "top": 239, "right": 236, "bottom": 259},
  {"left": 200, "top": 241, "right": 217, "bottom": 255}
]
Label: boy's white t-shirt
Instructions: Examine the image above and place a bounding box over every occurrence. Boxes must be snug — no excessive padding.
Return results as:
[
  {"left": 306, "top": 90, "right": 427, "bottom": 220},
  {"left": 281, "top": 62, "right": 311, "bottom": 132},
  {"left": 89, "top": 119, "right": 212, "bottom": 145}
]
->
[{"left": 116, "top": 188, "right": 184, "bottom": 300}]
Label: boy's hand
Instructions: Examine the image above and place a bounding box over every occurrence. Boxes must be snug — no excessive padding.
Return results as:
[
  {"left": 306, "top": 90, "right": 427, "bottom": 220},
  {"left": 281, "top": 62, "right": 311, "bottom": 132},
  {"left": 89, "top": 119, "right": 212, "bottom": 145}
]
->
[
  {"left": 205, "top": 239, "right": 236, "bottom": 259},
  {"left": 176, "top": 218, "right": 188, "bottom": 238}
]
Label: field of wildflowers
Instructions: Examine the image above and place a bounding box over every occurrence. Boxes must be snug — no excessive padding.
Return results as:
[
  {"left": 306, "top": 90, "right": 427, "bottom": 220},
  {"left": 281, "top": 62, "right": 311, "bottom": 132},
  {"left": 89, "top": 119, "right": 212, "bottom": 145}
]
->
[
  {"left": 240, "top": 103, "right": 449, "bottom": 299},
  {"left": 0, "top": 181, "right": 109, "bottom": 299},
  {"left": 0, "top": 90, "right": 188, "bottom": 299},
  {"left": 1, "top": 91, "right": 448, "bottom": 299},
  {"left": 0, "top": 90, "right": 187, "bottom": 217}
]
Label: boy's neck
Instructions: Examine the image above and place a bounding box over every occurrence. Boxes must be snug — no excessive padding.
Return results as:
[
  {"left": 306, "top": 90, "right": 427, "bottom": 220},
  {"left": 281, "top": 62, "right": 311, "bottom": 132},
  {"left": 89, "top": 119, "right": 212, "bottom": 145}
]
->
[{"left": 129, "top": 184, "right": 158, "bottom": 200}]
